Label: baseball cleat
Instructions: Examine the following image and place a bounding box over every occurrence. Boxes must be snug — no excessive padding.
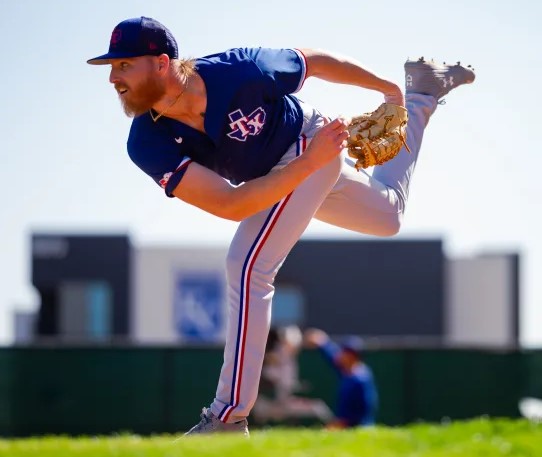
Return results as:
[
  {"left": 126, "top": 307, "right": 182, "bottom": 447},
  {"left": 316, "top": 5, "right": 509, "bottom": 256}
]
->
[
  {"left": 404, "top": 57, "right": 475, "bottom": 101},
  {"left": 182, "top": 407, "right": 250, "bottom": 436}
]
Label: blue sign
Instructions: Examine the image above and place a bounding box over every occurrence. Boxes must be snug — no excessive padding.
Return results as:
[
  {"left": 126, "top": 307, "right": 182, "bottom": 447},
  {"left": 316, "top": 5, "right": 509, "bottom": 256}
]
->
[{"left": 174, "top": 273, "right": 224, "bottom": 342}]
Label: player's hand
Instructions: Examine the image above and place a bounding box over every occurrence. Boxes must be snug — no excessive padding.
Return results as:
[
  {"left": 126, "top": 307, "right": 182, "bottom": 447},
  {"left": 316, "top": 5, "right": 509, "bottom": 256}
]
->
[
  {"left": 304, "top": 328, "right": 329, "bottom": 348},
  {"left": 302, "top": 117, "right": 350, "bottom": 170}
]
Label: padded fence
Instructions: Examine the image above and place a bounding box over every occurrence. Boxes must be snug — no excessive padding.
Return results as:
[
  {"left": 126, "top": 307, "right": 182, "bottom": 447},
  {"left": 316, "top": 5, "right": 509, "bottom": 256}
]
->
[{"left": 0, "top": 347, "right": 539, "bottom": 436}]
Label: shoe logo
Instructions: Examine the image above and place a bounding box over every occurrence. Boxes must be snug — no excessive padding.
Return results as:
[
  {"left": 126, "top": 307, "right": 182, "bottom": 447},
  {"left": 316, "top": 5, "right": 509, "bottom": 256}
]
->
[
  {"left": 406, "top": 74, "right": 413, "bottom": 87},
  {"left": 175, "top": 136, "right": 183, "bottom": 144},
  {"left": 442, "top": 76, "right": 454, "bottom": 88}
]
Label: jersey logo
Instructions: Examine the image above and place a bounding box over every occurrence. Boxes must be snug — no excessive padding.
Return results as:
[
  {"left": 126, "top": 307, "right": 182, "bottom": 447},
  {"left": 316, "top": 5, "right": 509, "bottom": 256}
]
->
[
  {"left": 159, "top": 172, "right": 173, "bottom": 189},
  {"left": 227, "top": 107, "right": 266, "bottom": 142}
]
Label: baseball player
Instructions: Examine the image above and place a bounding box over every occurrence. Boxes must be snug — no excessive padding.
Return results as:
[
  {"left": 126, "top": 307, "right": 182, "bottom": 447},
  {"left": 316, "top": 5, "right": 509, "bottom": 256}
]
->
[
  {"left": 87, "top": 17, "right": 475, "bottom": 436},
  {"left": 304, "top": 329, "right": 378, "bottom": 428}
]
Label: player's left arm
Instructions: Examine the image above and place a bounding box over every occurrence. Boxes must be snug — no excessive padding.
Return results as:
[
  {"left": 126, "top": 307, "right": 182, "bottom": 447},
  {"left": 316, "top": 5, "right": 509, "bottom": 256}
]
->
[{"left": 299, "top": 48, "right": 404, "bottom": 107}]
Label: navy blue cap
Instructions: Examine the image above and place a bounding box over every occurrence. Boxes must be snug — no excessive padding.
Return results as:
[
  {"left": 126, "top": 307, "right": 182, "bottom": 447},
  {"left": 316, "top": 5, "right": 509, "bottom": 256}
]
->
[
  {"left": 87, "top": 17, "right": 178, "bottom": 65},
  {"left": 339, "top": 335, "right": 364, "bottom": 354}
]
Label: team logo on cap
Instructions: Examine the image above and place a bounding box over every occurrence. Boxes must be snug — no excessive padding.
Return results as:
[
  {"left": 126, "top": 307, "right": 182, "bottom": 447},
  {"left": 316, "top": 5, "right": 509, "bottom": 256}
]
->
[{"left": 111, "top": 28, "right": 122, "bottom": 46}]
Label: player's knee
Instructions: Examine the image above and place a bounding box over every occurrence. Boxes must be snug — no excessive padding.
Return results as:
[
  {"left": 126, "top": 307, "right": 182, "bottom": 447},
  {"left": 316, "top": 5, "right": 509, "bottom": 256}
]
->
[
  {"left": 226, "top": 249, "right": 274, "bottom": 280},
  {"left": 377, "top": 213, "right": 402, "bottom": 237}
]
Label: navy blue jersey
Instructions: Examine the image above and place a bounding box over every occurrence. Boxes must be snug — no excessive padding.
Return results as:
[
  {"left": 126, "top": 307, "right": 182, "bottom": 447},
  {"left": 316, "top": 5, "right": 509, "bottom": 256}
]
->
[
  {"left": 318, "top": 340, "right": 378, "bottom": 427},
  {"left": 336, "top": 365, "right": 378, "bottom": 426},
  {"left": 127, "top": 47, "right": 307, "bottom": 196}
]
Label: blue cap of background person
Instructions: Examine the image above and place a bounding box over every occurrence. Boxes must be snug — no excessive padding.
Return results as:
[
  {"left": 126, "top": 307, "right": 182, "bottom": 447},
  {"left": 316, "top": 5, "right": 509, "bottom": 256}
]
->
[
  {"left": 339, "top": 335, "right": 364, "bottom": 355},
  {"left": 87, "top": 17, "right": 178, "bottom": 65}
]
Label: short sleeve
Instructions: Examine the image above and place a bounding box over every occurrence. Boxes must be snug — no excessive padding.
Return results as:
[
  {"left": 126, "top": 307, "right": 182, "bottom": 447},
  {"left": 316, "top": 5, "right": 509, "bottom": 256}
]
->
[
  {"left": 127, "top": 118, "right": 193, "bottom": 198},
  {"left": 159, "top": 157, "right": 193, "bottom": 197},
  {"left": 242, "top": 47, "right": 307, "bottom": 97}
]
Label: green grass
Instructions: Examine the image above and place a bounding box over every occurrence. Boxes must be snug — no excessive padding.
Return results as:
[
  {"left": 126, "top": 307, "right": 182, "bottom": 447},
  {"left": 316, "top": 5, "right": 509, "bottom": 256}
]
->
[{"left": 1, "top": 418, "right": 541, "bottom": 457}]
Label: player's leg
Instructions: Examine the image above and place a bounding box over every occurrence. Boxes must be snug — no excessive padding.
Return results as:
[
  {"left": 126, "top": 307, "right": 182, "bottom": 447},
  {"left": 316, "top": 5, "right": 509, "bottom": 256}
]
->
[
  {"left": 210, "top": 156, "right": 341, "bottom": 423},
  {"left": 184, "top": 107, "right": 341, "bottom": 435},
  {"left": 314, "top": 59, "right": 475, "bottom": 235},
  {"left": 314, "top": 92, "right": 437, "bottom": 235}
]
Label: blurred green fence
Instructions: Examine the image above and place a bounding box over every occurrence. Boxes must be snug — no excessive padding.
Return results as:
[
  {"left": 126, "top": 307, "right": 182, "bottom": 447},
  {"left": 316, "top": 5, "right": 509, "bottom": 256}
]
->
[{"left": 0, "top": 347, "right": 540, "bottom": 437}]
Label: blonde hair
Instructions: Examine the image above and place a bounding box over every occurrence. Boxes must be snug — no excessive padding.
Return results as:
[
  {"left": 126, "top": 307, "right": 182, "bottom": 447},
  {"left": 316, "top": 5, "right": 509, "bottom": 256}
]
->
[{"left": 171, "top": 58, "right": 196, "bottom": 80}]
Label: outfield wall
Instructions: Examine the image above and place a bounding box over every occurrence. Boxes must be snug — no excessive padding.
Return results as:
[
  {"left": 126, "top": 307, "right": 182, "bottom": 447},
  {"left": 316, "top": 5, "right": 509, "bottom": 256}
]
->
[{"left": 0, "top": 347, "right": 539, "bottom": 437}]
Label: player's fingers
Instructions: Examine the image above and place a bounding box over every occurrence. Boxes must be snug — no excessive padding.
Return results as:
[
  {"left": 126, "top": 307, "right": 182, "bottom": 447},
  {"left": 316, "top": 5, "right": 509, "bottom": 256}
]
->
[
  {"left": 317, "top": 119, "right": 349, "bottom": 149},
  {"left": 339, "top": 116, "right": 351, "bottom": 126},
  {"left": 332, "top": 121, "right": 350, "bottom": 141},
  {"left": 320, "top": 117, "right": 348, "bottom": 133},
  {"left": 338, "top": 129, "right": 350, "bottom": 141},
  {"left": 330, "top": 116, "right": 349, "bottom": 130},
  {"left": 336, "top": 130, "right": 350, "bottom": 149}
]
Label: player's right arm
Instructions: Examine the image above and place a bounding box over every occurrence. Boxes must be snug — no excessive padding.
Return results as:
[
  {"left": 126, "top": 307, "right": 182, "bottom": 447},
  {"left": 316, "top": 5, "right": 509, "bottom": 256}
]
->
[
  {"left": 172, "top": 117, "right": 349, "bottom": 221},
  {"left": 300, "top": 48, "right": 404, "bottom": 107},
  {"left": 304, "top": 328, "right": 344, "bottom": 374}
]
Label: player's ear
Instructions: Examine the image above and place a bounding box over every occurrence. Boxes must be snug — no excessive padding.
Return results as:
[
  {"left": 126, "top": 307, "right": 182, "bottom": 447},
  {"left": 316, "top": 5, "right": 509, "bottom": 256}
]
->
[{"left": 157, "top": 54, "right": 170, "bottom": 73}]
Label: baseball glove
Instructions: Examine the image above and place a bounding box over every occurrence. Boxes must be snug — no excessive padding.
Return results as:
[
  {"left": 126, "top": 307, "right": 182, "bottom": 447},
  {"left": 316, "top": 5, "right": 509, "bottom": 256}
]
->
[{"left": 346, "top": 103, "right": 410, "bottom": 170}]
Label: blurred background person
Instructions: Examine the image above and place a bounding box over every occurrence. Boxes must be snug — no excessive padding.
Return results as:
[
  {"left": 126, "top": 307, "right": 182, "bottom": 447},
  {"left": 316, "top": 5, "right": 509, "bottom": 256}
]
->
[
  {"left": 252, "top": 325, "right": 333, "bottom": 426},
  {"left": 304, "top": 328, "right": 378, "bottom": 428}
]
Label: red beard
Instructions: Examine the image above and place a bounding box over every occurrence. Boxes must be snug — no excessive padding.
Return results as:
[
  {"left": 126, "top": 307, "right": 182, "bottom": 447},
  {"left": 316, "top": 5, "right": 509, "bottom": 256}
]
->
[{"left": 117, "top": 74, "right": 166, "bottom": 118}]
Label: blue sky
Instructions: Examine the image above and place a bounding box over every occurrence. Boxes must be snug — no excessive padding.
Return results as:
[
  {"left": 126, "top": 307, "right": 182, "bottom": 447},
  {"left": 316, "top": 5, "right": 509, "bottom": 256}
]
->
[{"left": 1, "top": 0, "right": 540, "bottom": 345}]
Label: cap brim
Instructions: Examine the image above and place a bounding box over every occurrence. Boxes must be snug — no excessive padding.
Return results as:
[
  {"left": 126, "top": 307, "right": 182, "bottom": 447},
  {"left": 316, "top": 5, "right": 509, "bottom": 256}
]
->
[{"left": 87, "top": 51, "right": 143, "bottom": 65}]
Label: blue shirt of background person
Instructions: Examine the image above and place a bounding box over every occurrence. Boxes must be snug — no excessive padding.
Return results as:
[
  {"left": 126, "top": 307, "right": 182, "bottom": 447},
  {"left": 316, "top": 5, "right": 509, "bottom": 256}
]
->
[{"left": 305, "top": 329, "right": 378, "bottom": 428}]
